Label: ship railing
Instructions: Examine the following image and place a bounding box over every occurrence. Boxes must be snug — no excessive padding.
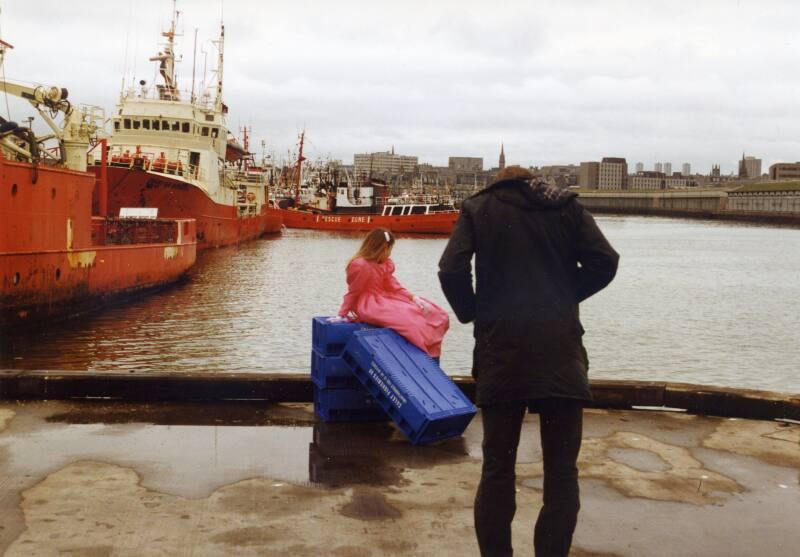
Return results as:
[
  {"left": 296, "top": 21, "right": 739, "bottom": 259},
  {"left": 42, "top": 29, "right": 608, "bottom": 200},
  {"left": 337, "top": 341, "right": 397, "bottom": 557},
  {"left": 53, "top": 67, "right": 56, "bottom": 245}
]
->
[
  {"left": 237, "top": 204, "right": 259, "bottom": 217},
  {"left": 380, "top": 194, "right": 454, "bottom": 206},
  {"left": 105, "top": 154, "right": 206, "bottom": 183},
  {"left": 91, "top": 217, "right": 196, "bottom": 246},
  {"left": 120, "top": 87, "right": 220, "bottom": 112},
  {"left": 426, "top": 206, "right": 459, "bottom": 214},
  {"left": 227, "top": 171, "right": 266, "bottom": 185}
]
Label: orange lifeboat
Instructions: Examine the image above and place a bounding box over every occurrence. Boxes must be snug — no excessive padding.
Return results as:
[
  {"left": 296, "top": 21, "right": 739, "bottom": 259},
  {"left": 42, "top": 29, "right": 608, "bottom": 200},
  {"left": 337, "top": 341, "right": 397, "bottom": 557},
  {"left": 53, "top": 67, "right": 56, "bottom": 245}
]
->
[{"left": 152, "top": 152, "right": 167, "bottom": 173}]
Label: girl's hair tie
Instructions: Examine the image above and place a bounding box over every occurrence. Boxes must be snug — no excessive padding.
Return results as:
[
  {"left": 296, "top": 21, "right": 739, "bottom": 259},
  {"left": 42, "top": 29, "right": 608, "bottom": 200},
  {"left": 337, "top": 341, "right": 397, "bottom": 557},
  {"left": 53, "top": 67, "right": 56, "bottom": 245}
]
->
[{"left": 384, "top": 231, "right": 391, "bottom": 243}]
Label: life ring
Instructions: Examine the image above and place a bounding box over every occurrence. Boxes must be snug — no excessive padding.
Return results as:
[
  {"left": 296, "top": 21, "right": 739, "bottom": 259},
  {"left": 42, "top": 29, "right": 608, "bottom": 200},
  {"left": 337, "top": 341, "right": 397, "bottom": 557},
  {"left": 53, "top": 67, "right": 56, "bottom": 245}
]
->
[{"left": 246, "top": 192, "right": 256, "bottom": 202}]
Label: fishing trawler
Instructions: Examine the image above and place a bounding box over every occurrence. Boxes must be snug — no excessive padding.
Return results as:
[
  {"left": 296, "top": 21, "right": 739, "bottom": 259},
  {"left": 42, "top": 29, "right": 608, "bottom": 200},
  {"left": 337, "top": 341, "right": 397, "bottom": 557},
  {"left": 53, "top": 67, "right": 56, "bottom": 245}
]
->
[
  {"left": 0, "top": 39, "right": 196, "bottom": 328},
  {"left": 91, "top": 5, "right": 282, "bottom": 250},
  {"left": 275, "top": 133, "right": 459, "bottom": 234}
]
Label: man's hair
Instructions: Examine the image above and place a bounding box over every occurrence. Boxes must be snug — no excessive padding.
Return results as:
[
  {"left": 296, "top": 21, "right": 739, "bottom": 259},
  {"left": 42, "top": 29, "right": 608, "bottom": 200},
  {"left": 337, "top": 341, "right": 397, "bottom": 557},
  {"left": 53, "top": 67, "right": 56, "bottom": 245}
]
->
[{"left": 496, "top": 165, "right": 533, "bottom": 181}]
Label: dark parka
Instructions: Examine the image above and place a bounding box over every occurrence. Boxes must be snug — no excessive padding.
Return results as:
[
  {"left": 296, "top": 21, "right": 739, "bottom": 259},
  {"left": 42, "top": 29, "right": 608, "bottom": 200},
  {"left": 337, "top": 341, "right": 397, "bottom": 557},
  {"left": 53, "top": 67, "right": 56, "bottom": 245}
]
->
[{"left": 438, "top": 178, "right": 619, "bottom": 406}]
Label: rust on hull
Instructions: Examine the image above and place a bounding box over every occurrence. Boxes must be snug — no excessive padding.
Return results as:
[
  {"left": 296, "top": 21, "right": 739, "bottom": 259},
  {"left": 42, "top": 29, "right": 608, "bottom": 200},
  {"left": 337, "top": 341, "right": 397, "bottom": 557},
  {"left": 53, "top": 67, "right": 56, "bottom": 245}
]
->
[{"left": 1, "top": 158, "right": 197, "bottom": 328}]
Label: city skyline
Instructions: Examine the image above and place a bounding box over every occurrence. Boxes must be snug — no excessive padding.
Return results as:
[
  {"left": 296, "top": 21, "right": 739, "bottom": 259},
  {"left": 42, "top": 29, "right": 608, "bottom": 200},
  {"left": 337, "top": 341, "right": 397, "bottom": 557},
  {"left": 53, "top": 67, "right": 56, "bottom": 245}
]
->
[{"left": 2, "top": 0, "right": 799, "bottom": 173}]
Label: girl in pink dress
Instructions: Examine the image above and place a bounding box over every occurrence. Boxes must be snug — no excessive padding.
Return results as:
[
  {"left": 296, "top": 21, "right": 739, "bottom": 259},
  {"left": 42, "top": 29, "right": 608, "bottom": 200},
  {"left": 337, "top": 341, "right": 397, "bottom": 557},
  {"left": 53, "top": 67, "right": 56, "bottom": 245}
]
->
[{"left": 338, "top": 228, "right": 450, "bottom": 358}]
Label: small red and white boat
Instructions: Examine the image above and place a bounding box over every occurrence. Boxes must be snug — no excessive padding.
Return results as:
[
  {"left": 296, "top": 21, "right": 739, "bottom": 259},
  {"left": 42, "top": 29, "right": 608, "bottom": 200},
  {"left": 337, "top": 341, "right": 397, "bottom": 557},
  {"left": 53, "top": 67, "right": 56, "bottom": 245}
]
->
[{"left": 275, "top": 133, "right": 459, "bottom": 234}]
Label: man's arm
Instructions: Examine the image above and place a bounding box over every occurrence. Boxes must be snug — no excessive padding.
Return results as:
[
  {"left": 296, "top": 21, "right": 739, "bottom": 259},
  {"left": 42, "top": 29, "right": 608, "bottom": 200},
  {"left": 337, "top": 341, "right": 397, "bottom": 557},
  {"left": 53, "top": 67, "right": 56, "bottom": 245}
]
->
[
  {"left": 438, "top": 208, "right": 477, "bottom": 323},
  {"left": 574, "top": 203, "right": 619, "bottom": 302}
]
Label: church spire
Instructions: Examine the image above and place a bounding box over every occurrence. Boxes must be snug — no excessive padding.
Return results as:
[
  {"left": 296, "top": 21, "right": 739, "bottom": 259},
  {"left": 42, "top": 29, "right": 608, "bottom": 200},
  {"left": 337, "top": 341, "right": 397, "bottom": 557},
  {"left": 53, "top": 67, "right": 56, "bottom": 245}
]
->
[{"left": 499, "top": 143, "right": 506, "bottom": 170}]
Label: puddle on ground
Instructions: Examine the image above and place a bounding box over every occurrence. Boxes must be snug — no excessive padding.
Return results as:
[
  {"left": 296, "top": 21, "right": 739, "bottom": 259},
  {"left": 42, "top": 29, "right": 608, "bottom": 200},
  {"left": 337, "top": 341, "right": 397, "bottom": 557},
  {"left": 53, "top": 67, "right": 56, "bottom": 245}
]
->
[
  {"left": 6, "top": 459, "right": 483, "bottom": 557},
  {"left": 45, "top": 400, "right": 315, "bottom": 427},
  {"left": 309, "top": 421, "right": 470, "bottom": 488},
  {"left": 0, "top": 408, "right": 15, "bottom": 432},
  {"left": 607, "top": 447, "right": 672, "bottom": 473},
  {"left": 580, "top": 431, "right": 743, "bottom": 504},
  {"left": 2, "top": 413, "right": 314, "bottom": 498}
]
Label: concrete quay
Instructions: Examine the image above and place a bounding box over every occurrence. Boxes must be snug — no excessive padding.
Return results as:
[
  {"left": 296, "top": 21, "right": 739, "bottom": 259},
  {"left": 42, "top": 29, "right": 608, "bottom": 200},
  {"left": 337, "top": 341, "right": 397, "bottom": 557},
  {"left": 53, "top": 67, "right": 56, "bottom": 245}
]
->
[
  {"left": 576, "top": 189, "right": 800, "bottom": 226},
  {"left": 0, "top": 398, "right": 798, "bottom": 556},
  {"left": 0, "top": 373, "right": 798, "bottom": 556}
]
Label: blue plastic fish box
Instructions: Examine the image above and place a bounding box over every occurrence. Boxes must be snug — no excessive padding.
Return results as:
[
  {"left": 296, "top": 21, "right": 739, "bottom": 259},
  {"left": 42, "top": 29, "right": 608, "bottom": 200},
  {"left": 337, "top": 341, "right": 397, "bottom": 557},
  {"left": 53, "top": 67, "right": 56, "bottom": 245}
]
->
[
  {"left": 310, "top": 350, "right": 361, "bottom": 389},
  {"left": 343, "top": 329, "right": 477, "bottom": 445},
  {"left": 313, "top": 385, "right": 388, "bottom": 423},
  {"left": 312, "top": 316, "right": 374, "bottom": 357}
]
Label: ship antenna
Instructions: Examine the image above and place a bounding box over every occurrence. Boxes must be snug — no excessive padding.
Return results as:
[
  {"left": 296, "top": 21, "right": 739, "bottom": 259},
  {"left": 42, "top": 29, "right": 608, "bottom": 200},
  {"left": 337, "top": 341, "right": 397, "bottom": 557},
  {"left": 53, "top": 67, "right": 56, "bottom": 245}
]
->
[
  {"left": 149, "top": 0, "right": 180, "bottom": 100},
  {"left": 190, "top": 27, "right": 198, "bottom": 103},
  {"left": 214, "top": 23, "right": 224, "bottom": 113},
  {"left": 0, "top": 13, "right": 13, "bottom": 120},
  {"left": 294, "top": 130, "right": 306, "bottom": 205}
]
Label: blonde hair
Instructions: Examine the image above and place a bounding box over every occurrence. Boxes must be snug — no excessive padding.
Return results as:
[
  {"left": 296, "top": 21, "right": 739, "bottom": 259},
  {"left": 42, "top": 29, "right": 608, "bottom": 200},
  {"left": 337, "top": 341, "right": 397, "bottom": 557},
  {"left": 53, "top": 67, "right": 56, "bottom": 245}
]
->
[{"left": 349, "top": 228, "right": 395, "bottom": 265}]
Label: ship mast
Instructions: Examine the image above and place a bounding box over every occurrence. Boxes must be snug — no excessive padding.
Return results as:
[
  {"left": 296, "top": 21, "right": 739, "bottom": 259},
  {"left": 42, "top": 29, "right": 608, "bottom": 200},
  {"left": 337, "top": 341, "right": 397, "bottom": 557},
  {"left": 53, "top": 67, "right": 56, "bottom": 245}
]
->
[
  {"left": 214, "top": 24, "right": 225, "bottom": 113},
  {"left": 294, "top": 131, "right": 305, "bottom": 205},
  {"left": 241, "top": 126, "right": 250, "bottom": 171},
  {"left": 149, "top": 0, "right": 180, "bottom": 101}
]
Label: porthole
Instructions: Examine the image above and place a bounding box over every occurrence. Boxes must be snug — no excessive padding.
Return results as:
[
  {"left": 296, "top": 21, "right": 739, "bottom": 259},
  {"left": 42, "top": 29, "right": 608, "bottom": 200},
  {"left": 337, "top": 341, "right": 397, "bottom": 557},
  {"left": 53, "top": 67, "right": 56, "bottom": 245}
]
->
[
  {"left": 12, "top": 272, "right": 20, "bottom": 285},
  {"left": 11, "top": 183, "right": 17, "bottom": 196},
  {"left": 55, "top": 268, "right": 61, "bottom": 280},
  {"left": 51, "top": 188, "right": 56, "bottom": 199}
]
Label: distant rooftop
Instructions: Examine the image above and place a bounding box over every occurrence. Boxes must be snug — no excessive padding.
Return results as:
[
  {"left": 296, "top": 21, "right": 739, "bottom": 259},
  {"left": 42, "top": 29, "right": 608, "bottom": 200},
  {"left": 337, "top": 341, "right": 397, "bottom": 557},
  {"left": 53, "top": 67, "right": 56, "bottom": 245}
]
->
[{"left": 733, "top": 181, "right": 800, "bottom": 193}]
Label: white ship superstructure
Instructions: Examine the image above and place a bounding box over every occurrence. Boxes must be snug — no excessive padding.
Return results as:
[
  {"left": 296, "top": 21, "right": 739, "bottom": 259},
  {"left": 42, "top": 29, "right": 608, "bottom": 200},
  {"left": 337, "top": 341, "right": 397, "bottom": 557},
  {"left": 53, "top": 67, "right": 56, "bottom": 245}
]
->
[
  {"left": 94, "top": 1, "right": 282, "bottom": 248},
  {"left": 106, "top": 8, "right": 234, "bottom": 207}
]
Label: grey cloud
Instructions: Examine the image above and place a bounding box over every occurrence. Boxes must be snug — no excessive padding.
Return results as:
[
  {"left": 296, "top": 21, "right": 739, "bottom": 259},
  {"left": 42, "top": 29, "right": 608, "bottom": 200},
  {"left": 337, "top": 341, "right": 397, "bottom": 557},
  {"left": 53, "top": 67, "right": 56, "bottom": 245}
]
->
[{"left": 2, "top": 0, "right": 800, "bottom": 172}]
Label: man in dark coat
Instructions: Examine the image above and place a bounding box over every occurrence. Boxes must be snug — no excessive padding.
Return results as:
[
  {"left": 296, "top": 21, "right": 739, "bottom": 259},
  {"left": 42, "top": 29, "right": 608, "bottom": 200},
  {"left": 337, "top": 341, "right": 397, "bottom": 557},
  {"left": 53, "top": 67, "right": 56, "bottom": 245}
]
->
[{"left": 438, "top": 166, "right": 619, "bottom": 557}]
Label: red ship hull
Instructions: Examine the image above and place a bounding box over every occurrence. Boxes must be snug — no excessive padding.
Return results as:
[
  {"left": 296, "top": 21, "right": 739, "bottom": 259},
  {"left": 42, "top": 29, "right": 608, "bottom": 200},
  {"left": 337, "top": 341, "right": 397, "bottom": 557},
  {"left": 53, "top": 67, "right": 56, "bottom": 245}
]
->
[
  {"left": 278, "top": 208, "right": 458, "bottom": 234},
  {"left": 2, "top": 158, "right": 197, "bottom": 328},
  {"left": 94, "top": 166, "right": 283, "bottom": 250}
]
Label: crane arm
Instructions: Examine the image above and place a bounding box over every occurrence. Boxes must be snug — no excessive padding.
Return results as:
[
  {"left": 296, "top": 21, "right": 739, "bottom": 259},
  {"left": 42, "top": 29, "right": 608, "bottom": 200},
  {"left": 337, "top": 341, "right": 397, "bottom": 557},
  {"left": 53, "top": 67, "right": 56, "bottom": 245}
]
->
[{"left": 0, "top": 80, "right": 71, "bottom": 139}]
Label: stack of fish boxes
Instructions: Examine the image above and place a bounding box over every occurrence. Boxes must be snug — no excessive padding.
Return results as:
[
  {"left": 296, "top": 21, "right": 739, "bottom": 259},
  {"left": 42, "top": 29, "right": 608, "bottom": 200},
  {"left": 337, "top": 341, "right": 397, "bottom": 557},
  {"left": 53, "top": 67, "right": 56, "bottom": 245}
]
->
[
  {"left": 343, "top": 328, "right": 477, "bottom": 445},
  {"left": 311, "top": 317, "right": 477, "bottom": 444},
  {"left": 310, "top": 317, "right": 386, "bottom": 422}
]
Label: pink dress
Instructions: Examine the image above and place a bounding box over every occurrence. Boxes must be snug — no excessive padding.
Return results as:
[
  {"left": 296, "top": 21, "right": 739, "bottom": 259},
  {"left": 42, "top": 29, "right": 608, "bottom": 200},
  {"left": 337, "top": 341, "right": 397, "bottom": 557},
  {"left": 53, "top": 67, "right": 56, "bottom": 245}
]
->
[{"left": 338, "top": 257, "right": 450, "bottom": 357}]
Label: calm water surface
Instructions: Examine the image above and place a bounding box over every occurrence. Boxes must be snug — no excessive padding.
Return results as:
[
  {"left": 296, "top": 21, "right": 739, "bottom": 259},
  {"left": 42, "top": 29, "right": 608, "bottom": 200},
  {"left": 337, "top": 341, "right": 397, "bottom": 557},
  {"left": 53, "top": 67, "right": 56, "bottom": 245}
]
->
[{"left": 2, "top": 216, "right": 799, "bottom": 393}]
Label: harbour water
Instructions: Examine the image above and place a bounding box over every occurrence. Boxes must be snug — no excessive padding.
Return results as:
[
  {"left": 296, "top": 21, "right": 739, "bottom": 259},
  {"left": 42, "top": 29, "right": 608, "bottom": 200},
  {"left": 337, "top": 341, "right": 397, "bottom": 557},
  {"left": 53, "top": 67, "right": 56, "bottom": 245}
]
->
[{"left": 2, "top": 216, "right": 799, "bottom": 394}]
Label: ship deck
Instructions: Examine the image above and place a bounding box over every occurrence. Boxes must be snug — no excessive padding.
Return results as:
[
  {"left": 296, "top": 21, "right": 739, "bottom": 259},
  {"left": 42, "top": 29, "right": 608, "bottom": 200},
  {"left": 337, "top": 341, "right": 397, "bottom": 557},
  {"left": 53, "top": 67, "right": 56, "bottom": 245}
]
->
[{"left": 0, "top": 391, "right": 797, "bottom": 556}]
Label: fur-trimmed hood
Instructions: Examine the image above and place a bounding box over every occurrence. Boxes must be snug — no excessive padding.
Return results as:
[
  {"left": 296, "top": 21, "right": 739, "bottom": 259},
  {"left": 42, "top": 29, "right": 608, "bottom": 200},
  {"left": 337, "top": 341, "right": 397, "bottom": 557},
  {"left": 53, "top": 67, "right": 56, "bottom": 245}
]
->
[{"left": 477, "top": 177, "right": 577, "bottom": 210}]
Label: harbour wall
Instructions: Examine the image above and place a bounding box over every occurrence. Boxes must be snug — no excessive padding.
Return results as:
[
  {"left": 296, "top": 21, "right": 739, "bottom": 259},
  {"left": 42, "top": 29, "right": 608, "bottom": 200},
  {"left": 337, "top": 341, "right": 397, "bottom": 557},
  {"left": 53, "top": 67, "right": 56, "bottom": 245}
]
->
[
  {"left": 577, "top": 190, "right": 800, "bottom": 225},
  {"left": 1, "top": 369, "right": 798, "bottom": 422}
]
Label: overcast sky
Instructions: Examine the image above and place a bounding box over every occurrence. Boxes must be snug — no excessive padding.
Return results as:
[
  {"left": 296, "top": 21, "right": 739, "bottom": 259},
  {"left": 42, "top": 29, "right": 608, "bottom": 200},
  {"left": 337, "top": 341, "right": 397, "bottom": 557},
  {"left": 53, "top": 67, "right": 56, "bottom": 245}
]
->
[{"left": 2, "top": 0, "right": 798, "bottom": 172}]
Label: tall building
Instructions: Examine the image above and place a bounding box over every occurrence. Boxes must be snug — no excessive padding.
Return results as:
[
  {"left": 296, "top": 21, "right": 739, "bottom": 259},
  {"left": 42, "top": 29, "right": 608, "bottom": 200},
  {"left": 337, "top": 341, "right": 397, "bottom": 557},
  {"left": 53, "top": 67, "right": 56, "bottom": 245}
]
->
[
  {"left": 448, "top": 157, "right": 483, "bottom": 172},
  {"left": 682, "top": 163, "right": 691, "bottom": 176},
  {"left": 353, "top": 151, "right": 418, "bottom": 178},
  {"left": 654, "top": 162, "right": 663, "bottom": 173},
  {"left": 578, "top": 162, "right": 600, "bottom": 188},
  {"left": 499, "top": 144, "right": 506, "bottom": 170},
  {"left": 738, "top": 153, "right": 762, "bottom": 179},
  {"left": 635, "top": 162, "right": 644, "bottom": 172},
  {"left": 768, "top": 162, "right": 800, "bottom": 180},
  {"left": 598, "top": 157, "right": 627, "bottom": 189},
  {"left": 630, "top": 171, "right": 666, "bottom": 190},
  {"left": 630, "top": 171, "right": 696, "bottom": 190},
  {"left": 664, "top": 162, "right": 672, "bottom": 176}
]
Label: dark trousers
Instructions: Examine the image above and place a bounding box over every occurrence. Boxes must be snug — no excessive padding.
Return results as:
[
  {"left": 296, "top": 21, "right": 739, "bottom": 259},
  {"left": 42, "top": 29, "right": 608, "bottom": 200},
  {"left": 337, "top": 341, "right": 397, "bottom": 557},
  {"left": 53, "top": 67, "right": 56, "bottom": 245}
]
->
[{"left": 474, "top": 398, "right": 583, "bottom": 557}]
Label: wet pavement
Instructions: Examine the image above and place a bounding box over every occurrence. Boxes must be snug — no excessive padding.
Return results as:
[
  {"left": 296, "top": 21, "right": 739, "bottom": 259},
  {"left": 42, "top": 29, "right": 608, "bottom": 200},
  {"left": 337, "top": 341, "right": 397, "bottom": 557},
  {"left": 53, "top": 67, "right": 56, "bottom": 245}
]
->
[{"left": 0, "top": 401, "right": 797, "bottom": 556}]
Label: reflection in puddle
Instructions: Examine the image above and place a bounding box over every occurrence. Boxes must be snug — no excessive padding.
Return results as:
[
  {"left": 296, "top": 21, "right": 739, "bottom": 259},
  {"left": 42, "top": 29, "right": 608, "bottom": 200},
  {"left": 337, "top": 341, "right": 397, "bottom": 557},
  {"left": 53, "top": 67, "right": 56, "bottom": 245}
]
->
[{"left": 308, "top": 421, "right": 469, "bottom": 487}]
